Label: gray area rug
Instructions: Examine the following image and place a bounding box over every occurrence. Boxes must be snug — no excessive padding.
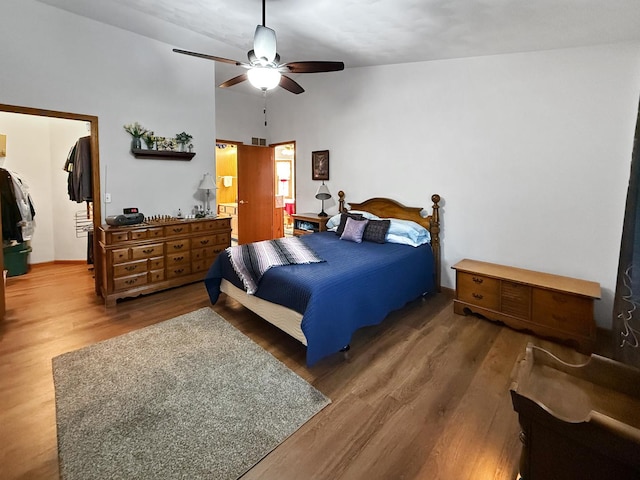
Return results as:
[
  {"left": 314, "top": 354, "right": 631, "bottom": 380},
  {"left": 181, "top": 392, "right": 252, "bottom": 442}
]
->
[{"left": 53, "top": 308, "right": 330, "bottom": 480}]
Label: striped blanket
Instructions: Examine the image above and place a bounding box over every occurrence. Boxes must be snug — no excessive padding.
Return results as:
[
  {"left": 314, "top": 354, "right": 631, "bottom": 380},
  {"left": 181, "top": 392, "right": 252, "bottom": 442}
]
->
[{"left": 227, "top": 237, "right": 325, "bottom": 294}]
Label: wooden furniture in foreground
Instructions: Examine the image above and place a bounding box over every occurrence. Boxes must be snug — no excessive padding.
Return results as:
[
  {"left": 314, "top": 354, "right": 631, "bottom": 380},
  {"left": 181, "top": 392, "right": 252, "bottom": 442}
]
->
[
  {"left": 291, "top": 213, "right": 329, "bottom": 236},
  {"left": 510, "top": 343, "right": 640, "bottom": 480},
  {"left": 452, "top": 259, "right": 600, "bottom": 353},
  {"left": 98, "top": 217, "right": 231, "bottom": 306}
]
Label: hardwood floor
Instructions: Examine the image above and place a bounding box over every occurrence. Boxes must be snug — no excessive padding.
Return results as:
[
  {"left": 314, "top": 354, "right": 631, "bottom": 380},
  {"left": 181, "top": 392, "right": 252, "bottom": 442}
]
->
[{"left": 0, "top": 263, "right": 592, "bottom": 479}]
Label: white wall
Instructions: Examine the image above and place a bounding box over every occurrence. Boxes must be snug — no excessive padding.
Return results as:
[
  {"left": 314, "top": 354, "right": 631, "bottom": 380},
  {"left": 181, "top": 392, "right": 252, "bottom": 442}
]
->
[
  {"left": 215, "top": 89, "right": 268, "bottom": 144},
  {"left": 1, "top": 0, "right": 220, "bottom": 221},
  {"left": 0, "top": 113, "right": 89, "bottom": 263},
  {"left": 262, "top": 43, "right": 640, "bottom": 329}
]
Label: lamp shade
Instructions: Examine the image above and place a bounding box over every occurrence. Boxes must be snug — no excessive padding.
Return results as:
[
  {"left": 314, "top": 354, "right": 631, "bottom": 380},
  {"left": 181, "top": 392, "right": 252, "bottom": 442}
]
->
[
  {"left": 315, "top": 183, "right": 331, "bottom": 200},
  {"left": 247, "top": 67, "right": 281, "bottom": 90},
  {"left": 199, "top": 173, "right": 216, "bottom": 190}
]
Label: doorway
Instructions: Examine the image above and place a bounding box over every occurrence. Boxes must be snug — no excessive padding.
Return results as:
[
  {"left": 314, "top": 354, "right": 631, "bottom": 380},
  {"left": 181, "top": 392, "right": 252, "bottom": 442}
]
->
[
  {"left": 215, "top": 140, "right": 296, "bottom": 243},
  {"left": 0, "top": 104, "right": 102, "bottom": 319},
  {"left": 273, "top": 142, "right": 296, "bottom": 236}
]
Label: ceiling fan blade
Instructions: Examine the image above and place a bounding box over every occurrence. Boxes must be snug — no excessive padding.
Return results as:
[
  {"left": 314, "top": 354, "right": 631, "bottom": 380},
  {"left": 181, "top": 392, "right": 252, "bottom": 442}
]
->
[
  {"left": 283, "top": 61, "right": 345, "bottom": 74},
  {"left": 173, "top": 48, "right": 243, "bottom": 66},
  {"left": 253, "top": 25, "right": 277, "bottom": 64},
  {"left": 219, "top": 74, "right": 248, "bottom": 88},
  {"left": 279, "top": 75, "right": 305, "bottom": 94}
]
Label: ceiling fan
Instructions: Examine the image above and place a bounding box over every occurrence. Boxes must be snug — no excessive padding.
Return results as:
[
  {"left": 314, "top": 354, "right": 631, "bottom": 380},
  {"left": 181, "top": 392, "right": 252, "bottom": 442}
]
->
[{"left": 173, "top": 0, "right": 344, "bottom": 94}]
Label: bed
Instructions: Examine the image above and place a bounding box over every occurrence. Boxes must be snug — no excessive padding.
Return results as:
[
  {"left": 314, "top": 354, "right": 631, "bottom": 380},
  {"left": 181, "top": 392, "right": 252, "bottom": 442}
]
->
[{"left": 204, "top": 191, "right": 441, "bottom": 365}]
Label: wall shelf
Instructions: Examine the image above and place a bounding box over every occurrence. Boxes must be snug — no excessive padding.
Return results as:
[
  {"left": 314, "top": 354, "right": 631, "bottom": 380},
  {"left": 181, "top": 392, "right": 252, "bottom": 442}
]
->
[{"left": 131, "top": 148, "right": 195, "bottom": 161}]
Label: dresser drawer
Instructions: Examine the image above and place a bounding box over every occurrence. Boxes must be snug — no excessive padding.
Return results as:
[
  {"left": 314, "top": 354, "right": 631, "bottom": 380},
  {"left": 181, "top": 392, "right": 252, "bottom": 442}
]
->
[
  {"left": 532, "top": 289, "right": 593, "bottom": 336},
  {"left": 501, "top": 281, "right": 531, "bottom": 320},
  {"left": 216, "top": 232, "right": 231, "bottom": 245},
  {"left": 113, "top": 259, "right": 148, "bottom": 278},
  {"left": 111, "top": 248, "right": 131, "bottom": 264},
  {"left": 192, "top": 259, "right": 208, "bottom": 274},
  {"left": 165, "top": 223, "right": 190, "bottom": 236},
  {"left": 192, "top": 235, "right": 217, "bottom": 249},
  {"left": 203, "top": 244, "right": 227, "bottom": 259},
  {"left": 131, "top": 243, "right": 163, "bottom": 260},
  {"left": 166, "top": 239, "right": 190, "bottom": 252},
  {"left": 148, "top": 256, "right": 164, "bottom": 270},
  {"left": 149, "top": 269, "right": 165, "bottom": 283},
  {"left": 166, "top": 264, "right": 192, "bottom": 279},
  {"left": 457, "top": 272, "right": 500, "bottom": 310},
  {"left": 129, "top": 228, "right": 150, "bottom": 241},
  {"left": 166, "top": 251, "right": 190, "bottom": 267},
  {"left": 113, "top": 272, "right": 148, "bottom": 291}
]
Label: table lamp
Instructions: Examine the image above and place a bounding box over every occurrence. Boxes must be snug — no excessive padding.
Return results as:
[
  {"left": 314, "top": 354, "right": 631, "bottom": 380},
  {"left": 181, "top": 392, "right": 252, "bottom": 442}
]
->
[
  {"left": 198, "top": 173, "right": 217, "bottom": 217},
  {"left": 315, "top": 182, "right": 331, "bottom": 217}
]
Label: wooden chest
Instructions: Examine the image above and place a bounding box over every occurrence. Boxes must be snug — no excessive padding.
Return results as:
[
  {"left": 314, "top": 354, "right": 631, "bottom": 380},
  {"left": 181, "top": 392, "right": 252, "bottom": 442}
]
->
[
  {"left": 452, "top": 259, "right": 600, "bottom": 353},
  {"left": 98, "top": 217, "right": 231, "bottom": 306}
]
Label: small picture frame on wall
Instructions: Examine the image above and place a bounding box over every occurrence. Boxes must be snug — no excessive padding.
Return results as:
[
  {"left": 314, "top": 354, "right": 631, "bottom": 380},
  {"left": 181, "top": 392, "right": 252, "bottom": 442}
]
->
[{"left": 312, "top": 150, "right": 329, "bottom": 181}]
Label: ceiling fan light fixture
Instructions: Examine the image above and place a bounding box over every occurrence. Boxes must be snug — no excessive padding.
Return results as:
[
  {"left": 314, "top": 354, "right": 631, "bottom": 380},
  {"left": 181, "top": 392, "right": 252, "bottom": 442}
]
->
[{"left": 247, "top": 67, "right": 281, "bottom": 90}]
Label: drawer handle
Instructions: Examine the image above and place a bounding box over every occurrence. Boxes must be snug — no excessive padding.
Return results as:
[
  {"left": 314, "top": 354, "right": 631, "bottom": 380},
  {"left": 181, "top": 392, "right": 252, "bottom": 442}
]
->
[
  {"left": 214, "top": 248, "right": 223, "bottom": 254},
  {"left": 124, "top": 265, "right": 137, "bottom": 271},
  {"left": 125, "top": 279, "right": 138, "bottom": 285},
  {"left": 472, "top": 277, "right": 484, "bottom": 284},
  {"left": 172, "top": 227, "right": 184, "bottom": 233},
  {"left": 143, "top": 248, "right": 154, "bottom": 254},
  {"left": 174, "top": 268, "right": 184, "bottom": 274},
  {"left": 200, "top": 240, "right": 210, "bottom": 245},
  {"left": 173, "top": 244, "right": 184, "bottom": 249},
  {"left": 175, "top": 256, "right": 184, "bottom": 261},
  {"left": 472, "top": 293, "right": 484, "bottom": 300}
]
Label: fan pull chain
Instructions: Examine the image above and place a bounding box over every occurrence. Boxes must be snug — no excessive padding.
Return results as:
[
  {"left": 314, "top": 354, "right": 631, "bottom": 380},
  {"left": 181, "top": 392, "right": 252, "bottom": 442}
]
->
[{"left": 263, "top": 90, "right": 268, "bottom": 126}]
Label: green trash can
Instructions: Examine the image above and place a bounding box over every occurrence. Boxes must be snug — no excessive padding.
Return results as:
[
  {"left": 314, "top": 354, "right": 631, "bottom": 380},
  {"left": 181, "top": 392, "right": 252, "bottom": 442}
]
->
[{"left": 4, "top": 242, "right": 32, "bottom": 277}]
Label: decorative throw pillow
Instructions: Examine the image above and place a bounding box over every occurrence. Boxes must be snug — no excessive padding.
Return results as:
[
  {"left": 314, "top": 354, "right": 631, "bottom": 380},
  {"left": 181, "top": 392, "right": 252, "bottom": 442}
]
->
[
  {"left": 336, "top": 212, "right": 364, "bottom": 236},
  {"left": 340, "top": 217, "right": 369, "bottom": 243},
  {"left": 363, "top": 219, "right": 391, "bottom": 244}
]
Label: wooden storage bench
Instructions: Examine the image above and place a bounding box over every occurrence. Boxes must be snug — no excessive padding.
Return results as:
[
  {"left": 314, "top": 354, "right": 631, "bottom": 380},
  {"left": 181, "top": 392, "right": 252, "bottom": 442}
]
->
[{"left": 452, "top": 259, "right": 601, "bottom": 353}]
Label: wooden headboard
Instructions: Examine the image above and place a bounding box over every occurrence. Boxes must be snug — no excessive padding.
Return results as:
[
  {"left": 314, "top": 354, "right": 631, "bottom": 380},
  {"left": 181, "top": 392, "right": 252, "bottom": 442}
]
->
[{"left": 337, "top": 191, "right": 441, "bottom": 292}]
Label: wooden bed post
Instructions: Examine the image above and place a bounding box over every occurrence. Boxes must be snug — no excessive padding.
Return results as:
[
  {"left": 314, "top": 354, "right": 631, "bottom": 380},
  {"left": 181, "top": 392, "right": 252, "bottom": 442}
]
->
[
  {"left": 338, "top": 190, "right": 346, "bottom": 213},
  {"left": 430, "top": 194, "right": 441, "bottom": 292}
]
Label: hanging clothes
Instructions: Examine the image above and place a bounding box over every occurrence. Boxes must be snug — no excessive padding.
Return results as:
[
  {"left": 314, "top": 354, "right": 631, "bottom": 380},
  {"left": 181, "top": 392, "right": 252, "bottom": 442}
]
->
[
  {"left": 64, "top": 136, "right": 92, "bottom": 203},
  {"left": 0, "top": 168, "right": 36, "bottom": 243}
]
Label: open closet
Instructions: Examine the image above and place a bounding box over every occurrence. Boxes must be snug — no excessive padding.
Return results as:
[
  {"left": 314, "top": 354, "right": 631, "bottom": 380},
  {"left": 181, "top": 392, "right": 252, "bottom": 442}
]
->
[{"left": 0, "top": 104, "right": 102, "bottom": 320}]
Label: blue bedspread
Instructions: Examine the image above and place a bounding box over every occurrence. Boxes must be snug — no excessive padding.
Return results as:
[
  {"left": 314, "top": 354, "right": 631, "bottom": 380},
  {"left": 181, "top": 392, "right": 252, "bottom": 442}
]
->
[{"left": 204, "top": 232, "right": 435, "bottom": 366}]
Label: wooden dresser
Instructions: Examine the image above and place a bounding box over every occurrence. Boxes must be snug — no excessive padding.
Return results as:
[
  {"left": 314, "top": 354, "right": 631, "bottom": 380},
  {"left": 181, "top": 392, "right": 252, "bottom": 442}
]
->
[
  {"left": 98, "top": 217, "right": 231, "bottom": 306},
  {"left": 452, "top": 259, "right": 601, "bottom": 353}
]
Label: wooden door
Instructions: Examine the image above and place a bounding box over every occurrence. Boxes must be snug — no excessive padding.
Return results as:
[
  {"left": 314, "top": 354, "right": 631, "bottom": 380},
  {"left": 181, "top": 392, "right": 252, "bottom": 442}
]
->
[{"left": 237, "top": 145, "right": 275, "bottom": 244}]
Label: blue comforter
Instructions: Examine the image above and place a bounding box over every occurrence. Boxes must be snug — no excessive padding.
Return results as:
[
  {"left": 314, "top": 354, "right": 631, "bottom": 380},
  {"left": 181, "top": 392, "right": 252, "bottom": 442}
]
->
[{"left": 204, "top": 232, "right": 435, "bottom": 366}]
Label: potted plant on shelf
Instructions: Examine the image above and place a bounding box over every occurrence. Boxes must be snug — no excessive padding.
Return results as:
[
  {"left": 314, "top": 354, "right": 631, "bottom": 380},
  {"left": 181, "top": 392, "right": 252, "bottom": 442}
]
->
[
  {"left": 176, "top": 131, "right": 193, "bottom": 152},
  {"left": 123, "top": 122, "right": 148, "bottom": 150},
  {"left": 142, "top": 131, "right": 155, "bottom": 150}
]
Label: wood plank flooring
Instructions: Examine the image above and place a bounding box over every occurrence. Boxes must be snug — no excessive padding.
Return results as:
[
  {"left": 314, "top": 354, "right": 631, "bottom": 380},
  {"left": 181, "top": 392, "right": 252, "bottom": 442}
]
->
[{"left": 0, "top": 263, "right": 593, "bottom": 479}]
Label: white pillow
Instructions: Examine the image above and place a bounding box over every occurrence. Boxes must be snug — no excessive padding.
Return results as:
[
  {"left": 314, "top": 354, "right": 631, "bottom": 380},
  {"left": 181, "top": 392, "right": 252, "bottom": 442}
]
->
[
  {"left": 386, "top": 233, "right": 430, "bottom": 247},
  {"left": 386, "top": 218, "right": 430, "bottom": 243}
]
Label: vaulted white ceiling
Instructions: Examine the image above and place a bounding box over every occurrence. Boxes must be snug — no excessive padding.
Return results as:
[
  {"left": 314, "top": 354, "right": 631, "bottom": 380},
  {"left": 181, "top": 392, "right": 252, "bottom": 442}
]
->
[{"left": 36, "top": 0, "right": 640, "bottom": 93}]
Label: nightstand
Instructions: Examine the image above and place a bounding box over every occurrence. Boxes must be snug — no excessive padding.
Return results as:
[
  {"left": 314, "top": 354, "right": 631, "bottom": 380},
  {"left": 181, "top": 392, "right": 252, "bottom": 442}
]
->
[{"left": 291, "top": 213, "right": 329, "bottom": 236}]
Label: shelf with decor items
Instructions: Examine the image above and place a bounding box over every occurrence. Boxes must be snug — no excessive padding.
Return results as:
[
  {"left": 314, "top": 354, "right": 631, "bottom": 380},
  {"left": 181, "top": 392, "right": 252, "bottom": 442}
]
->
[
  {"left": 291, "top": 213, "right": 329, "bottom": 236},
  {"left": 98, "top": 217, "right": 231, "bottom": 306},
  {"left": 130, "top": 148, "right": 195, "bottom": 161},
  {"left": 452, "top": 258, "right": 601, "bottom": 353}
]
